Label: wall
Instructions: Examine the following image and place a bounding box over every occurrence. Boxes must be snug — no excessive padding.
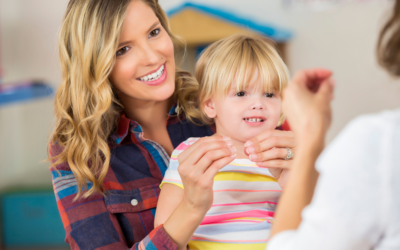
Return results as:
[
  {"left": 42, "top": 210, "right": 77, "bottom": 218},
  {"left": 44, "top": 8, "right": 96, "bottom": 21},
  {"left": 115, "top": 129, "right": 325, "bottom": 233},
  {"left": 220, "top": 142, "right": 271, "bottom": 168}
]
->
[
  {"left": 0, "top": 0, "right": 399, "bottom": 190},
  {"left": 0, "top": 0, "right": 67, "bottom": 190},
  {"left": 161, "top": 0, "right": 400, "bottom": 142}
]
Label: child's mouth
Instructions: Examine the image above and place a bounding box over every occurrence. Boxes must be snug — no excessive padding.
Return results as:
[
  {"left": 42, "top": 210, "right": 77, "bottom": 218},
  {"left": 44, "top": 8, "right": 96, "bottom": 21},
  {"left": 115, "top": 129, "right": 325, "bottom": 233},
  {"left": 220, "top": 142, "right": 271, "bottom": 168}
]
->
[
  {"left": 244, "top": 117, "right": 264, "bottom": 122},
  {"left": 243, "top": 117, "right": 266, "bottom": 126}
]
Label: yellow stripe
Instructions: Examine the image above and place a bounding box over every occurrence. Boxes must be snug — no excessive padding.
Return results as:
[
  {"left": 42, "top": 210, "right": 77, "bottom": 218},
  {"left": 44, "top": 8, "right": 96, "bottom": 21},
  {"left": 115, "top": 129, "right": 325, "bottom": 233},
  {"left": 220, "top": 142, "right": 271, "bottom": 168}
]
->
[
  {"left": 161, "top": 172, "right": 277, "bottom": 190},
  {"left": 189, "top": 240, "right": 267, "bottom": 250},
  {"left": 214, "top": 172, "right": 277, "bottom": 182},
  {"left": 160, "top": 182, "right": 184, "bottom": 189},
  {"left": 225, "top": 217, "right": 266, "bottom": 222}
]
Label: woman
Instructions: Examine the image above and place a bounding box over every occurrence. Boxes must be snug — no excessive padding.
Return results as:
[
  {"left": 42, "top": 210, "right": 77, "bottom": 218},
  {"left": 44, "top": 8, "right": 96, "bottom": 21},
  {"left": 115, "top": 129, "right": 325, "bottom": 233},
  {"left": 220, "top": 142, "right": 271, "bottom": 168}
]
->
[
  {"left": 268, "top": 1, "right": 400, "bottom": 249},
  {"left": 49, "top": 0, "right": 295, "bottom": 249}
]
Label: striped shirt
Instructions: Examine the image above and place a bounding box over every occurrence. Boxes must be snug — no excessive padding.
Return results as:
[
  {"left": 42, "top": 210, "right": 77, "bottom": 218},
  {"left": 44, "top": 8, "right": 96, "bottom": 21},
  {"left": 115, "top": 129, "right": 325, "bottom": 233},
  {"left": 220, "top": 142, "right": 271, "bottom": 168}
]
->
[
  {"left": 50, "top": 107, "right": 214, "bottom": 250},
  {"left": 161, "top": 138, "right": 282, "bottom": 250}
]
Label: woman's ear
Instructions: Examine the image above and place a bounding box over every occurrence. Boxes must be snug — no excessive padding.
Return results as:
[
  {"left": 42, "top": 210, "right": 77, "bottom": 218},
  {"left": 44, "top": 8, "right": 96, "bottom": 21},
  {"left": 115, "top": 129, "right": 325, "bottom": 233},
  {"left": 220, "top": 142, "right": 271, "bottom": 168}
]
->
[{"left": 203, "top": 99, "right": 217, "bottom": 118}]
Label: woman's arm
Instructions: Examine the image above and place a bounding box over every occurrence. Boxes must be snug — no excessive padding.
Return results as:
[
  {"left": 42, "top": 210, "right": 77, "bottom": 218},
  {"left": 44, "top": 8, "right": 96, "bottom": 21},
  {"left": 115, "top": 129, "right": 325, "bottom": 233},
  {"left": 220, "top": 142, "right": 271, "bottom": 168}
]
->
[
  {"left": 156, "top": 136, "right": 236, "bottom": 250},
  {"left": 155, "top": 184, "right": 184, "bottom": 228},
  {"left": 270, "top": 68, "right": 333, "bottom": 237}
]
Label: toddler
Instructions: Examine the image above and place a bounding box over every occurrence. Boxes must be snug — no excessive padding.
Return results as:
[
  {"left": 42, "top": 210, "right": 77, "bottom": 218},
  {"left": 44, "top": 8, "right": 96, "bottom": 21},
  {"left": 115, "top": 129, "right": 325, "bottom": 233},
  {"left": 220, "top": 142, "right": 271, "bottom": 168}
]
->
[{"left": 156, "top": 34, "right": 290, "bottom": 249}]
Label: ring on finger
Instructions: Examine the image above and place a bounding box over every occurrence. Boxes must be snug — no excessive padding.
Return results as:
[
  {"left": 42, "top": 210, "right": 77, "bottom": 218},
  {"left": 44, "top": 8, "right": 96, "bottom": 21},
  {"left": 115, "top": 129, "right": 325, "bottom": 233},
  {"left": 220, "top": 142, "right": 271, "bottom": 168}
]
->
[{"left": 284, "top": 147, "right": 294, "bottom": 160}]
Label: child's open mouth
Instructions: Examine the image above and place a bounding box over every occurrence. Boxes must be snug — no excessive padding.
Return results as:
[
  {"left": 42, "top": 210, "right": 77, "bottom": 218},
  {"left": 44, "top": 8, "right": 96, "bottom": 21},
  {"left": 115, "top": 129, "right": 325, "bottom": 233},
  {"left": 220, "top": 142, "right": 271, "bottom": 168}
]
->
[{"left": 243, "top": 116, "right": 266, "bottom": 126}]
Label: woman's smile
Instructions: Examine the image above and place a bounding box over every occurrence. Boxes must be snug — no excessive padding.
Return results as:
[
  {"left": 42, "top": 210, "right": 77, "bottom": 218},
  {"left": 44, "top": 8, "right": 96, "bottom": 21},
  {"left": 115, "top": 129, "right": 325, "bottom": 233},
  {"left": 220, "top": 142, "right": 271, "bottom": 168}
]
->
[{"left": 136, "top": 63, "right": 168, "bottom": 86}]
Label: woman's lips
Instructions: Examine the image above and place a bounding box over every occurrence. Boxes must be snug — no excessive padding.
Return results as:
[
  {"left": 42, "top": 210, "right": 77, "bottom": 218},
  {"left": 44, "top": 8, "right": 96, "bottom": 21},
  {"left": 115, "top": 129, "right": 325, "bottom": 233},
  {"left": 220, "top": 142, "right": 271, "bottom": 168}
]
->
[{"left": 137, "top": 64, "right": 167, "bottom": 86}]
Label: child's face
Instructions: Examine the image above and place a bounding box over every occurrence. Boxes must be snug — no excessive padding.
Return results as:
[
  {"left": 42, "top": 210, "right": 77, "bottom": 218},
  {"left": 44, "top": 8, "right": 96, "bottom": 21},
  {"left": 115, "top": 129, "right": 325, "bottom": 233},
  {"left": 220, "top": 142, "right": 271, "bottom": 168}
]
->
[{"left": 204, "top": 77, "right": 282, "bottom": 143}]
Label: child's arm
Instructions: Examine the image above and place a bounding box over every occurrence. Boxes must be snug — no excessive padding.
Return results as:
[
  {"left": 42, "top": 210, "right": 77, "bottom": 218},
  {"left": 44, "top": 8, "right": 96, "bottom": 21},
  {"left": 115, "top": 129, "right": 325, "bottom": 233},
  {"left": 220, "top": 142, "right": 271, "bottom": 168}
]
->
[{"left": 154, "top": 183, "right": 184, "bottom": 228}]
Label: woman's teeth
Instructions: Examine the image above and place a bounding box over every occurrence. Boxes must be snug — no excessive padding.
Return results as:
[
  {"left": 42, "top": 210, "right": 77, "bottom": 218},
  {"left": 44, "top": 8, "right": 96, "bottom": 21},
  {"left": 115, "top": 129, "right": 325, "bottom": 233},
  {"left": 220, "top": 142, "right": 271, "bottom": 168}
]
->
[
  {"left": 139, "top": 65, "right": 164, "bottom": 81},
  {"left": 244, "top": 118, "right": 263, "bottom": 122}
]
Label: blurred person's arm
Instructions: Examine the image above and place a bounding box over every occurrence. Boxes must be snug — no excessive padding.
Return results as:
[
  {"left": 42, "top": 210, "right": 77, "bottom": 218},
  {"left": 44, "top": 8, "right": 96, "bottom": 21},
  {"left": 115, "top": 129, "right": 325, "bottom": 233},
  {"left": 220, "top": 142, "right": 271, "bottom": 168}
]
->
[
  {"left": 268, "top": 69, "right": 386, "bottom": 249},
  {"left": 268, "top": 114, "right": 389, "bottom": 250}
]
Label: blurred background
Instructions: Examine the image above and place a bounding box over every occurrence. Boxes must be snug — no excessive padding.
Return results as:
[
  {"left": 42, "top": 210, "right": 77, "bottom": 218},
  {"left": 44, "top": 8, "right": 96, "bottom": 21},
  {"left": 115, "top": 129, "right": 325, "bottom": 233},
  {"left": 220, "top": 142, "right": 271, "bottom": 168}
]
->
[{"left": 0, "top": 0, "right": 399, "bottom": 249}]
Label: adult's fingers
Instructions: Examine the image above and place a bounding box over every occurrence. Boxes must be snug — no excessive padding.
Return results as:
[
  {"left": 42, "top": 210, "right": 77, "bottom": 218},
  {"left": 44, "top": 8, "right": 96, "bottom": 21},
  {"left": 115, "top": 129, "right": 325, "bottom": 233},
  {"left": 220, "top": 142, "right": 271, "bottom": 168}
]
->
[
  {"left": 292, "top": 69, "right": 333, "bottom": 93},
  {"left": 245, "top": 130, "right": 294, "bottom": 148},
  {"left": 246, "top": 135, "right": 295, "bottom": 156},
  {"left": 201, "top": 156, "right": 236, "bottom": 184},
  {"left": 317, "top": 78, "right": 335, "bottom": 100},
  {"left": 256, "top": 159, "right": 292, "bottom": 169},
  {"left": 249, "top": 147, "right": 294, "bottom": 162},
  {"left": 193, "top": 147, "right": 236, "bottom": 176},
  {"left": 178, "top": 138, "right": 231, "bottom": 167}
]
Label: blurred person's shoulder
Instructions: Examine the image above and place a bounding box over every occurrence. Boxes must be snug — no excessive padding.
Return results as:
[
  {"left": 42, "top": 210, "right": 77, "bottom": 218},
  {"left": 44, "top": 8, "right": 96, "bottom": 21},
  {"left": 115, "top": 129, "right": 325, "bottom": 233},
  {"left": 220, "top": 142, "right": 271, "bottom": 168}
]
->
[{"left": 316, "top": 108, "right": 400, "bottom": 173}]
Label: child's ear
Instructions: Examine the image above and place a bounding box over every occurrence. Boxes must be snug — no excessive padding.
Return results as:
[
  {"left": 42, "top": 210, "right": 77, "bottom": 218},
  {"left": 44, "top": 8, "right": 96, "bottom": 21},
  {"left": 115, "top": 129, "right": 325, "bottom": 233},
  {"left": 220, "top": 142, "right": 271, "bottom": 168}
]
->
[{"left": 203, "top": 99, "right": 216, "bottom": 118}]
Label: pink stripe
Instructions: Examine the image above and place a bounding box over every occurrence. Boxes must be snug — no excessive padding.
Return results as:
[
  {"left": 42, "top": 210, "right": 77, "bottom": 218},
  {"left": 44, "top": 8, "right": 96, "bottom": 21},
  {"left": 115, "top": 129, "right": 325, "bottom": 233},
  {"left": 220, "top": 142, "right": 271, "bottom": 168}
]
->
[
  {"left": 191, "top": 236, "right": 268, "bottom": 243},
  {"left": 201, "top": 210, "right": 274, "bottom": 225},
  {"left": 176, "top": 143, "right": 191, "bottom": 150},
  {"left": 212, "top": 200, "right": 277, "bottom": 207},
  {"left": 210, "top": 219, "right": 266, "bottom": 224},
  {"left": 214, "top": 189, "right": 282, "bottom": 193}
]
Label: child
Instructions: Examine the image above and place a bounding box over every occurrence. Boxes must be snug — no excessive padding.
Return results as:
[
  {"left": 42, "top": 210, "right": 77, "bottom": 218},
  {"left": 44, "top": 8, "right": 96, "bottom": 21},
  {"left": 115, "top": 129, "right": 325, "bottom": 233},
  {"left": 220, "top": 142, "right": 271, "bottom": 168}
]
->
[{"left": 155, "top": 34, "right": 290, "bottom": 249}]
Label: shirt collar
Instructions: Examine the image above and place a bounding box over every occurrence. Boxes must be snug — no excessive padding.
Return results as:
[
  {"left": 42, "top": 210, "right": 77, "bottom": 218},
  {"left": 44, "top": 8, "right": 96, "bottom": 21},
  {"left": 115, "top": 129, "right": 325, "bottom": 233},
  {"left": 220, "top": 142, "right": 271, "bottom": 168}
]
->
[{"left": 111, "top": 104, "right": 178, "bottom": 145}]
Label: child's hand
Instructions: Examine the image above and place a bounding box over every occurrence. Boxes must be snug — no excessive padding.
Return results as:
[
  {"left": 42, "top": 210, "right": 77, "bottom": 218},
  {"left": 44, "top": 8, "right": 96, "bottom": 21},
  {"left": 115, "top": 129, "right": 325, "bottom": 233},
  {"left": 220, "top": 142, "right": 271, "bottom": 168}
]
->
[{"left": 177, "top": 135, "right": 236, "bottom": 213}]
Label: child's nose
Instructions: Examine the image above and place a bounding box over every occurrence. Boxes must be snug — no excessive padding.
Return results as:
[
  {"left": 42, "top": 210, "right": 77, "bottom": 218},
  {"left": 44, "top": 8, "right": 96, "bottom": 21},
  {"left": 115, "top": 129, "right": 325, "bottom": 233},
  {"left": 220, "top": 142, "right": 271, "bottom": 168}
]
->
[{"left": 251, "top": 104, "right": 264, "bottom": 110}]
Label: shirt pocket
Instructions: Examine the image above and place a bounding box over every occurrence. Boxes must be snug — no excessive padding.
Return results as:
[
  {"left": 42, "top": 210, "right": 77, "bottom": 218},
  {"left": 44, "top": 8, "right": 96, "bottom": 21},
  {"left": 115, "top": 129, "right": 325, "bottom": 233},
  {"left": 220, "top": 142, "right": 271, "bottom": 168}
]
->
[{"left": 104, "top": 184, "right": 160, "bottom": 213}]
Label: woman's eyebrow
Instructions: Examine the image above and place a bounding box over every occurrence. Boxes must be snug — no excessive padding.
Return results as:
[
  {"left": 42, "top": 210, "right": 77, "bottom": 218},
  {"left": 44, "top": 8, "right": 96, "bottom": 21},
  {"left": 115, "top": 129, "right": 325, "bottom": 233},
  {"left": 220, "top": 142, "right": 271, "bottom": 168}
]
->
[
  {"left": 146, "top": 21, "right": 160, "bottom": 34},
  {"left": 117, "top": 21, "right": 160, "bottom": 48}
]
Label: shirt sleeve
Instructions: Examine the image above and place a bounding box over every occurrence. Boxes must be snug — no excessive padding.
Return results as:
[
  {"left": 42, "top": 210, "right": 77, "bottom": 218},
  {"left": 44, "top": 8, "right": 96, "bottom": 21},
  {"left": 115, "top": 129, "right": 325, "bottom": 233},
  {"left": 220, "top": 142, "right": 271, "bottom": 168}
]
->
[
  {"left": 268, "top": 116, "right": 387, "bottom": 250},
  {"left": 161, "top": 138, "right": 200, "bottom": 189},
  {"left": 50, "top": 144, "right": 178, "bottom": 250}
]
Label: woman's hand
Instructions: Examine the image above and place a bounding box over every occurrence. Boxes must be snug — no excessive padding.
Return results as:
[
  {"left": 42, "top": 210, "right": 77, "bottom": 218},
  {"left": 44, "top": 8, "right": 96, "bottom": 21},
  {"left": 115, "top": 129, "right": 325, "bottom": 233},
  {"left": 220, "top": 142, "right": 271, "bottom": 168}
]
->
[
  {"left": 177, "top": 135, "right": 235, "bottom": 213},
  {"left": 244, "top": 130, "right": 296, "bottom": 188},
  {"left": 283, "top": 68, "right": 334, "bottom": 149},
  {"left": 163, "top": 135, "right": 235, "bottom": 249}
]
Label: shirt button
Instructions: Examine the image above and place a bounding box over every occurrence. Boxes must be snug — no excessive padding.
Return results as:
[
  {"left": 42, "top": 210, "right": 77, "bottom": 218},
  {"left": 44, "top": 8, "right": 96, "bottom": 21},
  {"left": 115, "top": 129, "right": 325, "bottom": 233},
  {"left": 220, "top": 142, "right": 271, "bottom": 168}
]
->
[{"left": 131, "top": 199, "right": 138, "bottom": 206}]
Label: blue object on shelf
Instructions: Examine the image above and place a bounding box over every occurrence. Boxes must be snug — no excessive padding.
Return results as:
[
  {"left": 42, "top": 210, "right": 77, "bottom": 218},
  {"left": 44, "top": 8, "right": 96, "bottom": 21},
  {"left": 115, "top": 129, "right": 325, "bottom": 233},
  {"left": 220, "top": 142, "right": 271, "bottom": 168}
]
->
[
  {"left": 1, "top": 191, "right": 67, "bottom": 247},
  {"left": 0, "top": 81, "right": 54, "bottom": 106}
]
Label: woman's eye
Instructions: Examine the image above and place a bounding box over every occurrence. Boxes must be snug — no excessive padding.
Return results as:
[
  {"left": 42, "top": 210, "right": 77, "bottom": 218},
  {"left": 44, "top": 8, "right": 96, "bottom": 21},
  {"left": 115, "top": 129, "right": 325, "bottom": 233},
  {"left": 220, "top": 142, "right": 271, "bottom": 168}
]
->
[
  {"left": 265, "top": 93, "right": 275, "bottom": 98},
  {"left": 235, "top": 91, "right": 246, "bottom": 97},
  {"left": 149, "top": 28, "right": 160, "bottom": 38},
  {"left": 116, "top": 46, "right": 130, "bottom": 56}
]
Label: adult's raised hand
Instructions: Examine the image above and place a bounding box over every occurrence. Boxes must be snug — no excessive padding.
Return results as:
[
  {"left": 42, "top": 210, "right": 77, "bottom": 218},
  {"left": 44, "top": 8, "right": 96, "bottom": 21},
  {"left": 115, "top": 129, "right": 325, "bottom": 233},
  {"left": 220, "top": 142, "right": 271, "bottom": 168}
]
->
[{"left": 282, "top": 68, "right": 334, "bottom": 147}]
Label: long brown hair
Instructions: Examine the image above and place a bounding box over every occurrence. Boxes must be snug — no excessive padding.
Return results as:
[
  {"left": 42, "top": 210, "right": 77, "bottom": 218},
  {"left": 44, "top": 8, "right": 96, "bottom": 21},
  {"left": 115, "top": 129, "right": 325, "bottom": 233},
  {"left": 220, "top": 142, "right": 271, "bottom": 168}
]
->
[
  {"left": 377, "top": 0, "right": 400, "bottom": 76},
  {"left": 49, "top": 0, "right": 194, "bottom": 199}
]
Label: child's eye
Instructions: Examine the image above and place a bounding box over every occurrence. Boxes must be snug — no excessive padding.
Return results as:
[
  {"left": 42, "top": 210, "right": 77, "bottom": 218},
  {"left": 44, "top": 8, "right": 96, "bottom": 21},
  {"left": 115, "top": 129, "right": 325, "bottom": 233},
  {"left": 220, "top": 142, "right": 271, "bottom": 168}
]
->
[
  {"left": 235, "top": 91, "right": 246, "bottom": 97},
  {"left": 116, "top": 46, "right": 130, "bottom": 56},
  {"left": 149, "top": 28, "right": 161, "bottom": 38},
  {"left": 265, "top": 93, "right": 275, "bottom": 98}
]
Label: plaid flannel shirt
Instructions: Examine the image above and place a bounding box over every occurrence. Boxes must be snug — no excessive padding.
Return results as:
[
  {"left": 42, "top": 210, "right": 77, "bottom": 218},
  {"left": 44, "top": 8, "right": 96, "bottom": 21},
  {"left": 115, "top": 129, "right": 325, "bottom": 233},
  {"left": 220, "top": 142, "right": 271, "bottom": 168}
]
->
[{"left": 50, "top": 107, "right": 214, "bottom": 250}]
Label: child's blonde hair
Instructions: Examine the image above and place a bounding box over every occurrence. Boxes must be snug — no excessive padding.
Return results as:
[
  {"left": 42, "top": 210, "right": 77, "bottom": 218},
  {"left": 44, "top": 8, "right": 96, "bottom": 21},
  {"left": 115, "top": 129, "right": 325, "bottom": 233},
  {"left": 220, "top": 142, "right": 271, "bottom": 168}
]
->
[{"left": 176, "top": 34, "right": 290, "bottom": 126}]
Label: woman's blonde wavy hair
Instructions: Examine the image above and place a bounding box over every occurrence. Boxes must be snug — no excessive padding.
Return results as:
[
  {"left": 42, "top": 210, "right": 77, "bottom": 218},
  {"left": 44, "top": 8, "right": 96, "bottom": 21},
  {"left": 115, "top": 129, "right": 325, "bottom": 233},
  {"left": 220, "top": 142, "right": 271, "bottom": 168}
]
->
[
  {"left": 49, "top": 0, "right": 195, "bottom": 199},
  {"left": 176, "top": 34, "right": 290, "bottom": 126}
]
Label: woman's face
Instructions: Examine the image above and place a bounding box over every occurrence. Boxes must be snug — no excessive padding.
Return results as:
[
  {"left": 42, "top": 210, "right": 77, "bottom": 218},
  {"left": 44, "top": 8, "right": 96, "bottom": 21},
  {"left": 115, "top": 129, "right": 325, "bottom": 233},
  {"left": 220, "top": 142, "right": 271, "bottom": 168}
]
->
[{"left": 110, "top": 0, "right": 175, "bottom": 104}]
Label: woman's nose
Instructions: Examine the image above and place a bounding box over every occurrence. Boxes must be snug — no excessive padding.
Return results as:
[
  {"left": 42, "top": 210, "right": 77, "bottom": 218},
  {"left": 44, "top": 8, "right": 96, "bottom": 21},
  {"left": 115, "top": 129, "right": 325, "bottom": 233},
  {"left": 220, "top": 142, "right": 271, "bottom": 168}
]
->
[{"left": 141, "top": 43, "right": 159, "bottom": 66}]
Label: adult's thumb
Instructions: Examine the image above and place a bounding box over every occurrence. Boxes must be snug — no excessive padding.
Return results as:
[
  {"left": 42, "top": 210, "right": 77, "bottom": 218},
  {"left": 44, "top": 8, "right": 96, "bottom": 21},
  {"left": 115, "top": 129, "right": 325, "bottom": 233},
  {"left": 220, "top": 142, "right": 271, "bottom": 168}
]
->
[{"left": 318, "top": 78, "right": 334, "bottom": 99}]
